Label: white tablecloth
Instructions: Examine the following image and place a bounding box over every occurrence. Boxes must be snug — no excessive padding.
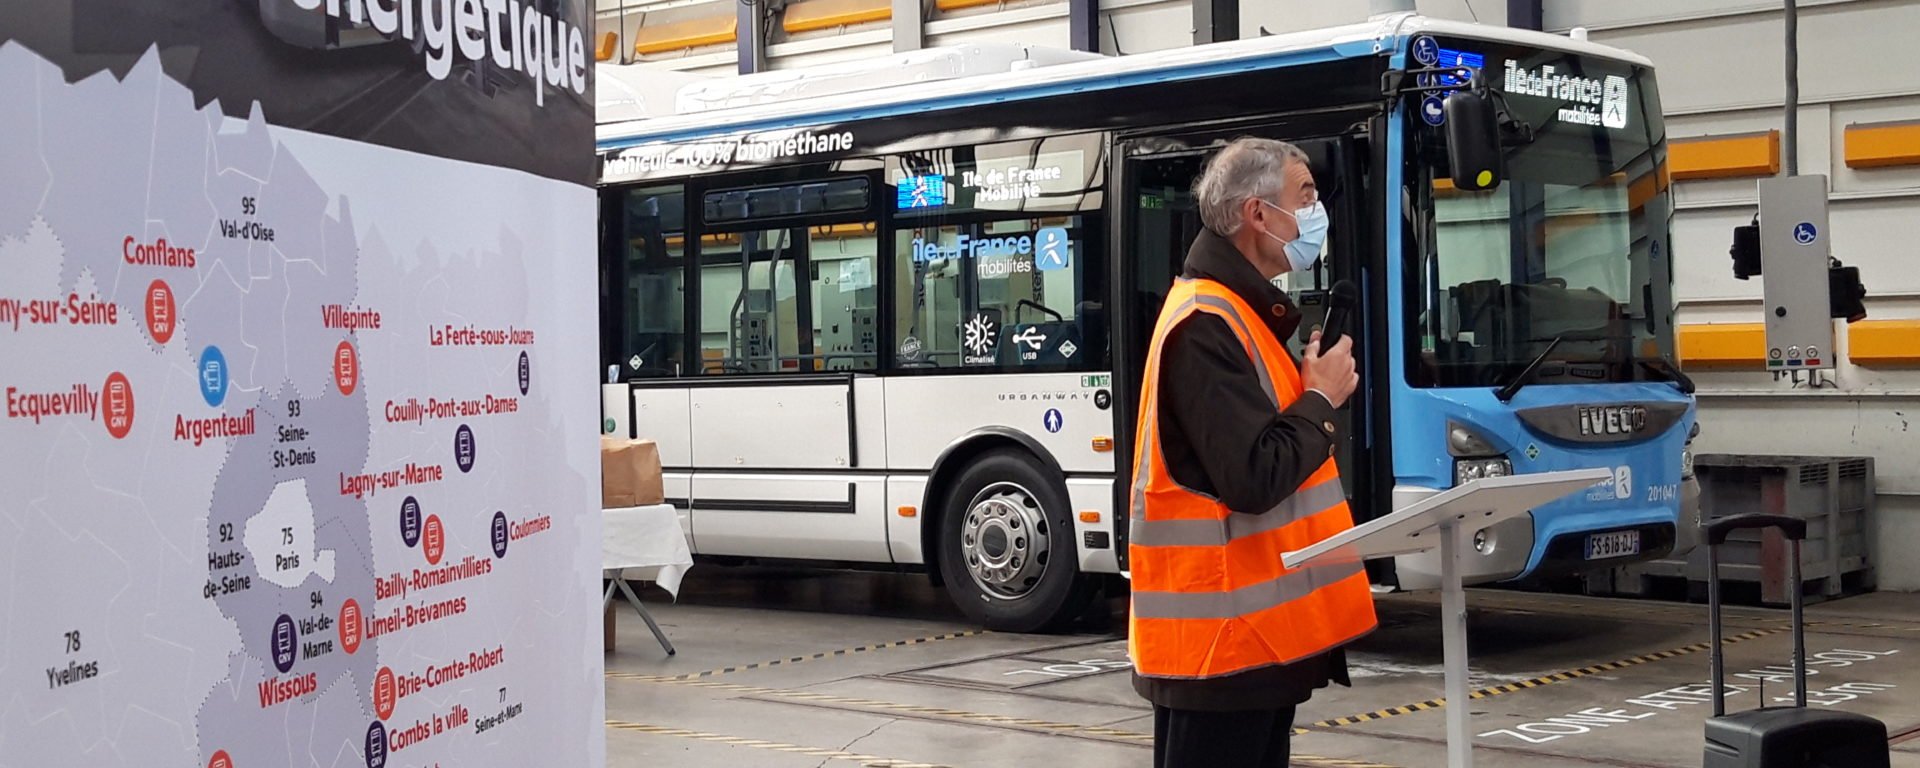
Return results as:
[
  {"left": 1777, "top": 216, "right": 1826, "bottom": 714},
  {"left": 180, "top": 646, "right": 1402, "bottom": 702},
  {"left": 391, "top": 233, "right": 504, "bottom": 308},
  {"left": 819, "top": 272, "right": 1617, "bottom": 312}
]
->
[{"left": 602, "top": 504, "right": 693, "bottom": 598}]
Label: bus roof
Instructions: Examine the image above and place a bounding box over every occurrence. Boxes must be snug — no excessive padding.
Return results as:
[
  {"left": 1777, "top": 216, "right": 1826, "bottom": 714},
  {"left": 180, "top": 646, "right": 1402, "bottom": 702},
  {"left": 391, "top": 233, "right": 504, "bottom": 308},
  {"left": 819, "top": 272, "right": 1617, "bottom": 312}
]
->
[{"left": 596, "top": 13, "right": 1654, "bottom": 151}]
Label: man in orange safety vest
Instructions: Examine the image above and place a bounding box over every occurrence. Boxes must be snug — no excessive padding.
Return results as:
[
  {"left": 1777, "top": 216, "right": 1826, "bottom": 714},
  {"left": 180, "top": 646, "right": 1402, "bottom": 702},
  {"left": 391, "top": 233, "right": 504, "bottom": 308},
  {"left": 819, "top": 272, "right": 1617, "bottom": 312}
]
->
[{"left": 1129, "top": 137, "right": 1379, "bottom": 768}]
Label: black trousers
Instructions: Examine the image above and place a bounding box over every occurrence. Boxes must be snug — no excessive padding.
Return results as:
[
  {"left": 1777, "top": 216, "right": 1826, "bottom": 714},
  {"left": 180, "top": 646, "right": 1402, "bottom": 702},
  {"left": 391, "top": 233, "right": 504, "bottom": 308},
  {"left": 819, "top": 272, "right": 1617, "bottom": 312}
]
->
[{"left": 1152, "top": 704, "right": 1297, "bottom": 768}]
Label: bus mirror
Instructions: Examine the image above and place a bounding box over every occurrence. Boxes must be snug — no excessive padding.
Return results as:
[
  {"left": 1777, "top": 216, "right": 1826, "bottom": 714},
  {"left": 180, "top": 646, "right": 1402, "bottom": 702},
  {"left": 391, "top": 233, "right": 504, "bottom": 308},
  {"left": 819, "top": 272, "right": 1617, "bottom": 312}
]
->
[{"left": 1443, "top": 90, "right": 1505, "bottom": 192}]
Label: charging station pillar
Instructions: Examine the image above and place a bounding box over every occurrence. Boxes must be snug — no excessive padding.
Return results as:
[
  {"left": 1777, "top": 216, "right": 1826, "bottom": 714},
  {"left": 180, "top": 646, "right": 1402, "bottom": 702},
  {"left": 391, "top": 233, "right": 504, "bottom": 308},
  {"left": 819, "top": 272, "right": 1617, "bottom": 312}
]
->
[{"left": 1758, "top": 175, "right": 1835, "bottom": 371}]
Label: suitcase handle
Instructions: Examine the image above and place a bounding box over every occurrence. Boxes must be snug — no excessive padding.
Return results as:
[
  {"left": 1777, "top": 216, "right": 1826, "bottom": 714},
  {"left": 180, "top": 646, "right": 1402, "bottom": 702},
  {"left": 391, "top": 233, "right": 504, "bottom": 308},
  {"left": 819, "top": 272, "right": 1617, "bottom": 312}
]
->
[
  {"left": 1706, "top": 514, "right": 1807, "bottom": 546},
  {"left": 1707, "top": 514, "right": 1807, "bottom": 715}
]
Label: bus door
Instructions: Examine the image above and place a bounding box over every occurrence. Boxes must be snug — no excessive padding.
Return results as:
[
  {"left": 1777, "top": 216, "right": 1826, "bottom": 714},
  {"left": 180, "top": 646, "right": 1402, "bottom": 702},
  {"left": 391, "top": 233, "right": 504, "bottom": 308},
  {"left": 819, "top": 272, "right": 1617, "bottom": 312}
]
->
[{"left": 1111, "top": 126, "right": 1389, "bottom": 571}]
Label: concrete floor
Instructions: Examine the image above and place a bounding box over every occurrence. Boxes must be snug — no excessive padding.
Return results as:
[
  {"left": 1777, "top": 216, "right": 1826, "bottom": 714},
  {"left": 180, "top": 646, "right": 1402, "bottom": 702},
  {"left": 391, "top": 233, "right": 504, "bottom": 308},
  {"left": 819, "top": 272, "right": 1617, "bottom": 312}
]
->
[{"left": 604, "top": 568, "right": 1920, "bottom": 768}]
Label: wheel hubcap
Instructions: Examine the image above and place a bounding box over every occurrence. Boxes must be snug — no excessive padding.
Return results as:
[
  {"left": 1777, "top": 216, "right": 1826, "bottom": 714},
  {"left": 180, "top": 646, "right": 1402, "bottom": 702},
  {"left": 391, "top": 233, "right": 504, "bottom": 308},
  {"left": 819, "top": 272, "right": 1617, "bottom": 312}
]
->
[{"left": 961, "top": 482, "right": 1050, "bottom": 600}]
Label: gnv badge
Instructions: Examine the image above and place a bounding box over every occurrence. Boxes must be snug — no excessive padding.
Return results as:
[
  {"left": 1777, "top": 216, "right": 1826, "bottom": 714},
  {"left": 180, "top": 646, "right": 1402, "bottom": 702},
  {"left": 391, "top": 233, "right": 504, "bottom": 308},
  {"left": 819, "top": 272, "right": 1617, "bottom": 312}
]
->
[
  {"left": 272, "top": 614, "right": 298, "bottom": 674},
  {"left": 364, "top": 720, "right": 388, "bottom": 768},
  {"left": 400, "top": 496, "right": 422, "bottom": 548},
  {"left": 455, "top": 424, "right": 476, "bottom": 473}
]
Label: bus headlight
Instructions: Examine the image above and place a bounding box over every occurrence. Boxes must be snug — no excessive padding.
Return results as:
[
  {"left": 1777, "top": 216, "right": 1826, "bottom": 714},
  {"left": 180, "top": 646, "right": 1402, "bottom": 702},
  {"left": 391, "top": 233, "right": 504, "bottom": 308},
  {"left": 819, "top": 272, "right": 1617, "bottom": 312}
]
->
[
  {"left": 1455, "top": 457, "right": 1513, "bottom": 485},
  {"left": 1682, "top": 421, "right": 1700, "bottom": 479}
]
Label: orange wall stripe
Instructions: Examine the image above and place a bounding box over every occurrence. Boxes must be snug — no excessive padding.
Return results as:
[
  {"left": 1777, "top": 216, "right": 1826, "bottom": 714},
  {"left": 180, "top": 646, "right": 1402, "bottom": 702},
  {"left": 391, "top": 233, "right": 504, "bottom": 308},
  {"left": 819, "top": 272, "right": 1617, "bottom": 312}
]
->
[
  {"left": 1844, "top": 120, "right": 1920, "bottom": 170},
  {"left": 1670, "top": 131, "right": 1779, "bottom": 181}
]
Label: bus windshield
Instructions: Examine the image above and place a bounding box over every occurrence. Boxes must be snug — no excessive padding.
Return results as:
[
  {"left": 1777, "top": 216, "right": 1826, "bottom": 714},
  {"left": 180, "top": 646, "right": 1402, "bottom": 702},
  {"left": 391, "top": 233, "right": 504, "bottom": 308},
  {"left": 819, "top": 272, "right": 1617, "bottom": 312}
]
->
[{"left": 1410, "top": 46, "right": 1673, "bottom": 390}]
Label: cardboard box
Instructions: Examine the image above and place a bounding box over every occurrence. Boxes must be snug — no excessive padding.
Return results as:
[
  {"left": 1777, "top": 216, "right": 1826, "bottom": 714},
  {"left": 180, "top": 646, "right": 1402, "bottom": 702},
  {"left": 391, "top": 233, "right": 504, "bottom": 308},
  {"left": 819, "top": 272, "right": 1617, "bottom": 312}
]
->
[{"left": 601, "top": 436, "right": 664, "bottom": 508}]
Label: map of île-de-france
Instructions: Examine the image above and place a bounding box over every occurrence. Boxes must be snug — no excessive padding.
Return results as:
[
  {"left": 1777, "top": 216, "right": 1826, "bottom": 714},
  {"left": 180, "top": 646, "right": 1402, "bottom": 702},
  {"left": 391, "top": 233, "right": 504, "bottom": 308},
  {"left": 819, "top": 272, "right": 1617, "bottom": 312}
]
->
[{"left": 0, "top": 37, "right": 602, "bottom": 768}]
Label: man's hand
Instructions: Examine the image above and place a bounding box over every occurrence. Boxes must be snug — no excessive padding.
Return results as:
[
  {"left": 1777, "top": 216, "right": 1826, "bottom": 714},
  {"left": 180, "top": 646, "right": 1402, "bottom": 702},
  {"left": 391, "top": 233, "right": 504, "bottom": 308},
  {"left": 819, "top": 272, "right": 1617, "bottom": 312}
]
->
[{"left": 1302, "top": 330, "right": 1358, "bottom": 408}]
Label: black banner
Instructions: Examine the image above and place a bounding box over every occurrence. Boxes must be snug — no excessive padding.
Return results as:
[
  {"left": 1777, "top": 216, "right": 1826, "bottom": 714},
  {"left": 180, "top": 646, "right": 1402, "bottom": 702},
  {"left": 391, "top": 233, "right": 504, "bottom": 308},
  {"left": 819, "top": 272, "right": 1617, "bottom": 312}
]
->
[{"left": 2, "top": 0, "right": 593, "bottom": 184}]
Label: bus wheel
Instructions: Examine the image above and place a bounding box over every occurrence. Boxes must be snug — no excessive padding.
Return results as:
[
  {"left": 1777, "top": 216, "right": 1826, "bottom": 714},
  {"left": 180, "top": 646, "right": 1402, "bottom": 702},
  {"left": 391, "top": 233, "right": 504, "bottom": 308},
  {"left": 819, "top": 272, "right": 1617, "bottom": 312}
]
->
[{"left": 937, "top": 450, "right": 1095, "bottom": 633}]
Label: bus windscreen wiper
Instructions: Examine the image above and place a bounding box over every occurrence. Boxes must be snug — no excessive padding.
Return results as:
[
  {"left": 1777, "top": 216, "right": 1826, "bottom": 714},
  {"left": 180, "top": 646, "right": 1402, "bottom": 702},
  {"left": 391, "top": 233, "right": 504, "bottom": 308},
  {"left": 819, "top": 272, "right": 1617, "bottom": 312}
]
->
[
  {"left": 1638, "top": 356, "right": 1697, "bottom": 394},
  {"left": 1494, "top": 335, "right": 1563, "bottom": 403}
]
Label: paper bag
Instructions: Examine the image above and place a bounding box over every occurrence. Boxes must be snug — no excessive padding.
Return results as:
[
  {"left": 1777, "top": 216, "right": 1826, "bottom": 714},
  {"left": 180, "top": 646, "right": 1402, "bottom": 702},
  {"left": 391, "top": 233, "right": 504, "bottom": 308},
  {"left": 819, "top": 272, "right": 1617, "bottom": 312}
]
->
[{"left": 601, "top": 436, "right": 664, "bottom": 508}]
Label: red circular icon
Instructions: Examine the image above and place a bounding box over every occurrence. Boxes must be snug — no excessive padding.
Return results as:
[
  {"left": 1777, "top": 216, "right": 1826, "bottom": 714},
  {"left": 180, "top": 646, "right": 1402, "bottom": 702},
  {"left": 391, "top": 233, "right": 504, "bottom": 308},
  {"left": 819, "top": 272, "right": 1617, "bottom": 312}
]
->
[
  {"left": 145, "top": 280, "right": 176, "bottom": 345},
  {"left": 103, "top": 372, "right": 134, "bottom": 439},
  {"left": 373, "top": 666, "right": 397, "bottom": 721},
  {"left": 423, "top": 515, "right": 444, "bottom": 565},
  {"left": 339, "top": 598, "right": 363, "bottom": 655},
  {"left": 334, "top": 341, "right": 358, "bottom": 396},
  {"left": 208, "top": 750, "right": 233, "bottom": 768}
]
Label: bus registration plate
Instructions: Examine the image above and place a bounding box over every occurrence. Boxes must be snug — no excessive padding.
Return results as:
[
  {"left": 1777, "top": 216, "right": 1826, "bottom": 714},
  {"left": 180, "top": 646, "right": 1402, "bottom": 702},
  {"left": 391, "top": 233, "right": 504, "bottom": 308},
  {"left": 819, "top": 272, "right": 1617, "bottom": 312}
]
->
[{"left": 1585, "top": 530, "right": 1640, "bottom": 560}]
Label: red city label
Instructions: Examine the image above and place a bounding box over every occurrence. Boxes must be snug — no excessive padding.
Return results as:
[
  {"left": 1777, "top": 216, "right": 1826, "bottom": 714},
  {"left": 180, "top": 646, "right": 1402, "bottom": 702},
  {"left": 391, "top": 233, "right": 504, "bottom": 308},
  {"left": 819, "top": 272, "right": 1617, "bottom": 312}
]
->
[{"left": 208, "top": 750, "right": 233, "bottom": 768}]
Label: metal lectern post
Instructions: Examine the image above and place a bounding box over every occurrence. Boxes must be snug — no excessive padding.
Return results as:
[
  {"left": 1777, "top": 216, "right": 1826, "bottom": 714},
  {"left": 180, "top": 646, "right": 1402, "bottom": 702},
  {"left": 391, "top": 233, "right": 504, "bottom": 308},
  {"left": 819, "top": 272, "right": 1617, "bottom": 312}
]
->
[
  {"left": 1280, "top": 470, "right": 1609, "bottom": 768},
  {"left": 1438, "top": 519, "right": 1472, "bottom": 768}
]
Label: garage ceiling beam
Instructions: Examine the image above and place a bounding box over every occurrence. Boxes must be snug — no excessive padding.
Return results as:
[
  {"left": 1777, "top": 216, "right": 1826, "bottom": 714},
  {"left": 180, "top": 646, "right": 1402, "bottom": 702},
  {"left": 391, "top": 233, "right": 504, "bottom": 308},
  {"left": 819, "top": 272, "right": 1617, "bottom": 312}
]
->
[
  {"left": 1193, "top": 0, "right": 1236, "bottom": 45},
  {"left": 738, "top": 0, "right": 767, "bottom": 74},
  {"left": 1507, "top": 0, "right": 1541, "bottom": 30},
  {"left": 893, "top": 0, "right": 923, "bottom": 52},
  {"left": 1068, "top": 0, "right": 1097, "bottom": 52}
]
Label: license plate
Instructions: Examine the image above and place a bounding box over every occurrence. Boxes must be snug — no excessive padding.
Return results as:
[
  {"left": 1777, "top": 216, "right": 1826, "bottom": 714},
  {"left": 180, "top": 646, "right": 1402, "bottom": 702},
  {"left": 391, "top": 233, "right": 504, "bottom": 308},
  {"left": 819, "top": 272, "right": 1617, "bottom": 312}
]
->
[{"left": 1585, "top": 530, "right": 1641, "bottom": 560}]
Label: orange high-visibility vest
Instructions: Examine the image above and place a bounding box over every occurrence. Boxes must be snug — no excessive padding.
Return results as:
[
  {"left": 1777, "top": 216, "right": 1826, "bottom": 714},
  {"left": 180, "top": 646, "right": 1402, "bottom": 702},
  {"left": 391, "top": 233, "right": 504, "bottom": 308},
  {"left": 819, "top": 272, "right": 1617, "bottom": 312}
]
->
[{"left": 1128, "top": 277, "right": 1377, "bottom": 680}]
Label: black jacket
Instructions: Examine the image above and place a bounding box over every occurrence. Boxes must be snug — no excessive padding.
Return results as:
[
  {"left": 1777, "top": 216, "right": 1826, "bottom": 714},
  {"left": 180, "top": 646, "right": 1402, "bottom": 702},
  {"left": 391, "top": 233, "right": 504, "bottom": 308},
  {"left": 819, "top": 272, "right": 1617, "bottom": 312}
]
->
[{"left": 1131, "top": 230, "right": 1354, "bottom": 712}]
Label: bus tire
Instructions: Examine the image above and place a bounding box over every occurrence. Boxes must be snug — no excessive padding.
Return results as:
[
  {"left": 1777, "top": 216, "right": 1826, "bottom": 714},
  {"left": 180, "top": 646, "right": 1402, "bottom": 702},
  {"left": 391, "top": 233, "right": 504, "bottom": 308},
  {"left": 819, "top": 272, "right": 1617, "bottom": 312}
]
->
[{"left": 936, "top": 449, "right": 1096, "bottom": 633}]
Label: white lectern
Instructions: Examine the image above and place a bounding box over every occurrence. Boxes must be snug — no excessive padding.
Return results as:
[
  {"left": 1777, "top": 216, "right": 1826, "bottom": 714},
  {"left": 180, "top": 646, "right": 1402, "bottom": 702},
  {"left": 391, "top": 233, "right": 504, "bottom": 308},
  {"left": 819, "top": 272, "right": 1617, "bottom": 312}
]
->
[{"left": 1283, "top": 469, "right": 1610, "bottom": 768}]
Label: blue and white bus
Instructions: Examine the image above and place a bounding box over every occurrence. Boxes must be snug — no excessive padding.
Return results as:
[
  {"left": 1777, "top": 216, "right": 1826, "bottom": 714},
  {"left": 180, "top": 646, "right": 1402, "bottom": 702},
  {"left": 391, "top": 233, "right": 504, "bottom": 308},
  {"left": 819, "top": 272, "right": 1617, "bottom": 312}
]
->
[{"left": 594, "top": 13, "right": 1699, "bottom": 631}]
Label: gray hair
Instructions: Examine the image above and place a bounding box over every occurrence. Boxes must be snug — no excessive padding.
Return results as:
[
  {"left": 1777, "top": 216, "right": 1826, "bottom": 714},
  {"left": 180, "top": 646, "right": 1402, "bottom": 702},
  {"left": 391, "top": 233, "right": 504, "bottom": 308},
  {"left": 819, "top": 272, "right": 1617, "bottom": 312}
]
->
[{"left": 1193, "top": 138, "right": 1308, "bottom": 236}]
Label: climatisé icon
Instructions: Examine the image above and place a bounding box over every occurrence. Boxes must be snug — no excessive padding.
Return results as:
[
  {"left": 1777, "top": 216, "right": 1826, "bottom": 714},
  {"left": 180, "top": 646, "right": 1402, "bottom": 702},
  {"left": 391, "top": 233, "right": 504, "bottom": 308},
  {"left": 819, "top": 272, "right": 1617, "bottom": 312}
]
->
[{"left": 962, "top": 314, "right": 998, "bottom": 361}]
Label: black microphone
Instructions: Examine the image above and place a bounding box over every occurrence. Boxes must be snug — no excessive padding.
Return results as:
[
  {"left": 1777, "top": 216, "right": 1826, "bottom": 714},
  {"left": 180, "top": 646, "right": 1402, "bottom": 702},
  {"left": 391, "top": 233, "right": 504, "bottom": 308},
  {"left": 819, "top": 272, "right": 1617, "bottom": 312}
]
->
[{"left": 1317, "top": 280, "right": 1358, "bottom": 355}]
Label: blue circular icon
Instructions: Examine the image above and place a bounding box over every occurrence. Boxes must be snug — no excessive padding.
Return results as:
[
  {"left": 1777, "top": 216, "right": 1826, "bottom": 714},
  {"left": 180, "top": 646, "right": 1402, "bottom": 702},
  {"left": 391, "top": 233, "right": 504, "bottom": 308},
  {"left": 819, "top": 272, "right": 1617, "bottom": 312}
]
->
[
  {"left": 1412, "top": 36, "right": 1439, "bottom": 66},
  {"left": 1043, "top": 408, "right": 1064, "bottom": 434},
  {"left": 1794, "top": 222, "right": 1818, "bottom": 245},
  {"left": 364, "top": 720, "right": 388, "bottom": 768},
  {"left": 400, "top": 497, "right": 422, "bottom": 548},
  {"left": 198, "top": 346, "right": 228, "bottom": 407},
  {"left": 492, "top": 511, "right": 509, "bottom": 559},
  {"left": 271, "top": 614, "right": 298, "bottom": 674},
  {"left": 1421, "top": 94, "right": 1447, "bottom": 126},
  {"left": 518, "top": 351, "right": 531, "bottom": 396},
  {"left": 454, "top": 424, "right": 475, "bottom": 473}
]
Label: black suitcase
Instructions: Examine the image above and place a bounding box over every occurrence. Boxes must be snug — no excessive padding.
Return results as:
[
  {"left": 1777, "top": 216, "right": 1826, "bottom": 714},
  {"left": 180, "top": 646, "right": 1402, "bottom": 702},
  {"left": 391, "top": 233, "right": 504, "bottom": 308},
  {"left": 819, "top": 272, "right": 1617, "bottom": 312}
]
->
[{"left": 1702, "top": 514, "right": 1889, "bottom": 768}]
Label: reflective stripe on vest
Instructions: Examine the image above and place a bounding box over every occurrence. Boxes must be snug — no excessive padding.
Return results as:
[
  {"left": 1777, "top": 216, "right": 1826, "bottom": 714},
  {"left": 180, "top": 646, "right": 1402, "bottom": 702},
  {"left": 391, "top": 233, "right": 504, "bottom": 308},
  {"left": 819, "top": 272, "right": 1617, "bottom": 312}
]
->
[{"left": 1126, "top": 277, "right": 1378, "bottom": 680}]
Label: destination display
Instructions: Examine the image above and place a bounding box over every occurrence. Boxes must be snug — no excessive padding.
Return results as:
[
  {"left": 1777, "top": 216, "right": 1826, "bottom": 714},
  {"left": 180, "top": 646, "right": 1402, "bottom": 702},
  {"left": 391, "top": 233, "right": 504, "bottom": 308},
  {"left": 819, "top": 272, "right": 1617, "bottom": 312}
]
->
[{"left": 0, "top": 2, "right": 603, "bottom": 766}]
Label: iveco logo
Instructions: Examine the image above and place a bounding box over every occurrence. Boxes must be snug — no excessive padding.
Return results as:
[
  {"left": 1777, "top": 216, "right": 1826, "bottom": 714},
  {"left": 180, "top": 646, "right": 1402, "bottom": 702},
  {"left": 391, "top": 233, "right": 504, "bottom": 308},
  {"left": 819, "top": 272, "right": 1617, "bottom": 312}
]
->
[{"left": 1579, "top": 405, "right": 1649, "bottom": 437}]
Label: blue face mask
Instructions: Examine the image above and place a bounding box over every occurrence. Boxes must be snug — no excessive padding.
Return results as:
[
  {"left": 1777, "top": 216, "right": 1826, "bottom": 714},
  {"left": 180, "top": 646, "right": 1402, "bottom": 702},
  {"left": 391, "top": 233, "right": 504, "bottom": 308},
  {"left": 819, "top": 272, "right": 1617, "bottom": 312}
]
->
[{"left": 1260, "top": 200, "right": 1330, "bottom": 273}]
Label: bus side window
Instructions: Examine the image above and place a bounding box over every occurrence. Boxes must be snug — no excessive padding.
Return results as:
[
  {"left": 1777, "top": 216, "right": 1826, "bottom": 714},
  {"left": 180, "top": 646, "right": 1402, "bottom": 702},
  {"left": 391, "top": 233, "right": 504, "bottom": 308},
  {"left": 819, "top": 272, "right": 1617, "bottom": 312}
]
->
[
  {"left": 891, "top": 216, "right": 1103, "bottom": 372},
  {"left": 694, "top": 226, "right": 880, "bottom": 375}
]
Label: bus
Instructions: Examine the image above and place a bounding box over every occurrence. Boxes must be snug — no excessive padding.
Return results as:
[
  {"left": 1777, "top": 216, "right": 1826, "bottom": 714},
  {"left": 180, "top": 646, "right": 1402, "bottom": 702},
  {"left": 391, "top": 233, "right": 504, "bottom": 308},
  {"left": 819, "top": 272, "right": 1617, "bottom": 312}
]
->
[{"left": 593, "top": 14, "right": 1701, "bottom": 632}]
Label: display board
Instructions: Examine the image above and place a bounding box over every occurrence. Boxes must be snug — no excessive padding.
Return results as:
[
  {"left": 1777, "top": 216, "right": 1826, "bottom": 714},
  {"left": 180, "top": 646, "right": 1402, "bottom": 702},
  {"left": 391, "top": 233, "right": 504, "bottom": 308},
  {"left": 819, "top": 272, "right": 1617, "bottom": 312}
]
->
[{"left": 0, "top": 2, "right": 602, "bottom": 766}]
